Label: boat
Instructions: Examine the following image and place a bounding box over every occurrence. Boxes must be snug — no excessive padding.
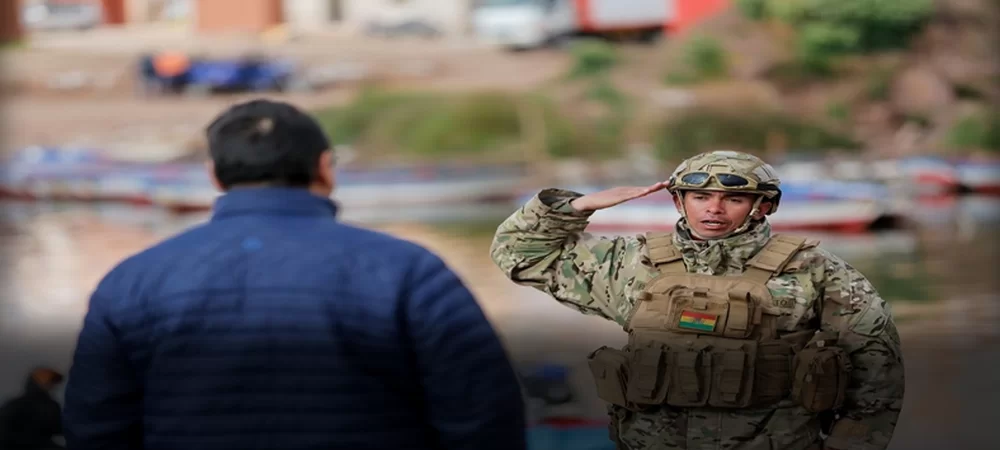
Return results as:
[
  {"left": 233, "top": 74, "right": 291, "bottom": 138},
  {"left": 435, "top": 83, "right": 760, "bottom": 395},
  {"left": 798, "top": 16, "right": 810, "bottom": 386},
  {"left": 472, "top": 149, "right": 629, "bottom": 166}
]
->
[
  {"left": 585, "top": 198, "right": 901, "bottom": 233},
  {"left": 146, "top": 163, "right": 533, "bottom": 213},
  {"left": 894, "top": 157, "right": 959, "bottom": 190},
  {"left": 528, "top": 418, "right": 614, "bottom": 450},
  {"left": 513, "top": 180, "right": 905, "bottom": 233},
  {"left": 0, "top": 146, "right": 533, "bottom": 210},
  {"left": 955, "top": 160, "right": 1000, "bottom": 195}
]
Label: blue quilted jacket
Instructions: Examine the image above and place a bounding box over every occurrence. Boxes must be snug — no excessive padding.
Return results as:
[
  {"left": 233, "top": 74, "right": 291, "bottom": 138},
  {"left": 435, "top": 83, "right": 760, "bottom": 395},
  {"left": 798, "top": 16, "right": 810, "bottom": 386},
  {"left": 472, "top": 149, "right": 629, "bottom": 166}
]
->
[{"left": 62, "top": 187, "right": 527, "bottom": 450}]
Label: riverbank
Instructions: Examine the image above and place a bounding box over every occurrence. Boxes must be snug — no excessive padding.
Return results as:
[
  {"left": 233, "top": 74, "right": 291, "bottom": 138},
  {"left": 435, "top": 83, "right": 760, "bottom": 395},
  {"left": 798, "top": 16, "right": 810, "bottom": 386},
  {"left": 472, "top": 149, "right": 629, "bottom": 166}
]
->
[{"left": 0, "top": 26, "right": 570, "bottom": 156}]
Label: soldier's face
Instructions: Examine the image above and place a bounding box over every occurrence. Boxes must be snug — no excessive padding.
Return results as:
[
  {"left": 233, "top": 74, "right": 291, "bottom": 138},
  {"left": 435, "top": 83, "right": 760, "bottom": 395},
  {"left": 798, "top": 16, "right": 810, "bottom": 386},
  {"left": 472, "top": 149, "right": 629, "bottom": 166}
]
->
[{"left": 677, "top": 191, "right": 759, "bottom": 238}]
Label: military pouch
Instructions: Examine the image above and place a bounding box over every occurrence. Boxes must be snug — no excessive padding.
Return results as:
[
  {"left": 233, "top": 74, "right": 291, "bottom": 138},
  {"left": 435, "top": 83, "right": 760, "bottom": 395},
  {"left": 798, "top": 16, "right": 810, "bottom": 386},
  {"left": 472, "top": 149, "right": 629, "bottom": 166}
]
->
[
  {"left": 753, "top": 340, "right": 795, "bottom": 405},
  {"left": 707, "top": 340, "right": 758, "bottom": 408},
  {"left": 791, "top": 333, "right": 852, "bottom": 412},
  {"left": 588, "top": 346, "right": 633, "bottom": 410},
  {"left": 665, "top": 341, "right": 712, "bottom": 407},
  {"left": 662, "top": 286, "right": 759, "bottom": 339},
  {"left": 625, "top": 344, "right": 670, "bottom": 406}
]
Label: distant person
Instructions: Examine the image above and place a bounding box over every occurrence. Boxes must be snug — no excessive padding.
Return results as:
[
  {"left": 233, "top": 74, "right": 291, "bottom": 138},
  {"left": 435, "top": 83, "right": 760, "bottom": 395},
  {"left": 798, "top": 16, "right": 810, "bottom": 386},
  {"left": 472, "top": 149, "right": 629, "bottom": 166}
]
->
[
  {"left": 62, "top": 99, "right": 527, "bottom": 450},
  {"left": 0, "top": 367, "right": 65, "bottom": 450}
]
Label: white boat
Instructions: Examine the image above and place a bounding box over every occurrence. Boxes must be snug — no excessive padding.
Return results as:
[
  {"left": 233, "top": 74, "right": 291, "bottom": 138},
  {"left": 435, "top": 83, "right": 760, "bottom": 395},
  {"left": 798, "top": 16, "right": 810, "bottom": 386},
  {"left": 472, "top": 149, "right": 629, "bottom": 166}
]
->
[
  {"left": 956, "top": 162, "right": 1000, "bottom": 194},
  {"left": 586, "top": 199, "right": 902, "bottom": 233},
  {"left": 147, "top": 165, "right": 533, "bottom": 213},
  {"left": 1, "top": 146, "right": 534, "bottom": 208}
]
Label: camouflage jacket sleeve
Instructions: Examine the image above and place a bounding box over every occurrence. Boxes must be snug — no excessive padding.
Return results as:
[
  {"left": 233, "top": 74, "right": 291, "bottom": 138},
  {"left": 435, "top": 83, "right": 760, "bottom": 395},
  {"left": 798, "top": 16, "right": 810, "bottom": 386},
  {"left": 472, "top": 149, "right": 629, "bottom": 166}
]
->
[
  {"left": 489, "top": 188, "right": 644, "bottom": 326},
  {"left": 811, "top": 249, "right": 905, "bottom": 450}
]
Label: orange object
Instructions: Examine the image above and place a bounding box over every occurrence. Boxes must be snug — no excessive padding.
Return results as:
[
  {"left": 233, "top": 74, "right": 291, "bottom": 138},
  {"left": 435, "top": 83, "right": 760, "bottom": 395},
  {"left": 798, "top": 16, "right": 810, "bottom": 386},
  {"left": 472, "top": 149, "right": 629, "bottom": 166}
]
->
[
  {"left": 31, "top": 368, "right": 65, "bottom": 388},
  {"left": 153, "top": 51, "right": 192, "bottom": 77},
  {"left": 665, "top": 0, "right": 731, "bottom": 36}
]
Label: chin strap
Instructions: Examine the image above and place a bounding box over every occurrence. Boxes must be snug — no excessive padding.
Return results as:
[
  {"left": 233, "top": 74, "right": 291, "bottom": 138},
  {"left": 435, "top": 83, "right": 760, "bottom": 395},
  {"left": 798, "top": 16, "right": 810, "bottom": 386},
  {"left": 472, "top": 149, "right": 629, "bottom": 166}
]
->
[{"left": 727, "top": 195, "right": 766, "bottom": 237}]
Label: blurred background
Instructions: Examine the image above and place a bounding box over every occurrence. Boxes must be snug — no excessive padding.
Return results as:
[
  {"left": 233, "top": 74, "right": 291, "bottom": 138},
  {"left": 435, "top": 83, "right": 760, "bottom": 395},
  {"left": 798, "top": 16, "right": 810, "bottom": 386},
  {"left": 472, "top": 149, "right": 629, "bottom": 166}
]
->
[{"left": 0, "top": 0, "right": 997, "bottom": 449}]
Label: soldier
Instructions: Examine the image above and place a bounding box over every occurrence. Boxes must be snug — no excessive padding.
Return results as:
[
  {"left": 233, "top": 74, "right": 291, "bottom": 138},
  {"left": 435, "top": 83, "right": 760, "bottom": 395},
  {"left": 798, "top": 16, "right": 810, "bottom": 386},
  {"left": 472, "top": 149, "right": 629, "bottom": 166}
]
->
[{"left": 490, "top": 150, "right": 905, "bottom": 450}]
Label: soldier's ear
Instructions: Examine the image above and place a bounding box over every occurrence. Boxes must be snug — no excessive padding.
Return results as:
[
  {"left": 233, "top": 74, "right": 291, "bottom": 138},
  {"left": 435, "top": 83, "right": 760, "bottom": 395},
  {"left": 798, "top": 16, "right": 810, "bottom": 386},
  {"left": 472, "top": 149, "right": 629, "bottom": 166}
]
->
[{"left": 754, "top": 201, "right": 772, "bottom": 218}]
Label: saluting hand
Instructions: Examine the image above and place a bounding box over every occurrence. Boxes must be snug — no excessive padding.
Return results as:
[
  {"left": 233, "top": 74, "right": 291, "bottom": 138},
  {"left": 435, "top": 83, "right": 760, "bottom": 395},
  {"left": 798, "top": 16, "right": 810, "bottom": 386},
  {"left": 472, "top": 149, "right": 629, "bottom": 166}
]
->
[{"left": 569, "top": 181, "right": 669, "bottom": 212}]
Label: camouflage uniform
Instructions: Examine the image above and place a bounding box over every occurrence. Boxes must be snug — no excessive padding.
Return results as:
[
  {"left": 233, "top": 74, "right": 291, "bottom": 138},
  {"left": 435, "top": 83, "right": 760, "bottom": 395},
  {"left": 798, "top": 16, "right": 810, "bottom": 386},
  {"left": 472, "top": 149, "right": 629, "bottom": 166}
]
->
[{"left": 490, "top": 153, "right": 904, "bottom": 450}]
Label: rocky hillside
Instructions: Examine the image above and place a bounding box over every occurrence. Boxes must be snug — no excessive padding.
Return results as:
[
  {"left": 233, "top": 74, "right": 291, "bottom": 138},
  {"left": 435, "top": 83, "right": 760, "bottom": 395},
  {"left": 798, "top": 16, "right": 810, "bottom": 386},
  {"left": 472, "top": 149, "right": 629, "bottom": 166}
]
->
[{"left": 607, "top": 0, "right": 999, "bottom": 159}]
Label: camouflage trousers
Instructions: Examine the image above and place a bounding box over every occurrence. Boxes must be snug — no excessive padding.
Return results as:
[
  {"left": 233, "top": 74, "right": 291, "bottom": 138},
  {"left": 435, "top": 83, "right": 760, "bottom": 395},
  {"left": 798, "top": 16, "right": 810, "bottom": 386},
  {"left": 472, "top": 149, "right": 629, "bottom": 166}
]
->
[{"left": 606, "top": 404, "right": 824, "bottom": 450}]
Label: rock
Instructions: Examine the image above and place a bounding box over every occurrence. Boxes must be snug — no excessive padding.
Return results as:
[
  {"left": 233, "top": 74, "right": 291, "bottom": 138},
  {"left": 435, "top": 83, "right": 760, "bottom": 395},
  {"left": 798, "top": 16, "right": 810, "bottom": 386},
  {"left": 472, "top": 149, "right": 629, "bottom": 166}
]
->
[
  {"left": 890, "top": 66, "right": 955, "bottom": 116},
  {"left": 921, "top": 100, "right": 992, "bottom": 152},
  {"left": 656, "top": 9, "right": 793, "bottom": 81},
  {"left": 933, "top": 0, "right": 999, "bottom": 18},
  {"left": 686, "top": 81, "right": 784, "bottom": 112}
]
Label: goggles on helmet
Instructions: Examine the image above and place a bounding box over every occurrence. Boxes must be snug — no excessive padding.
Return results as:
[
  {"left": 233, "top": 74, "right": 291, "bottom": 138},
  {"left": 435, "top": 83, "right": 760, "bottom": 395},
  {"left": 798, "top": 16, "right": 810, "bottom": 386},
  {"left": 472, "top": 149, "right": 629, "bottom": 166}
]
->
[{"left": 673, "top": 171, "right": 779, "bottom": 196}]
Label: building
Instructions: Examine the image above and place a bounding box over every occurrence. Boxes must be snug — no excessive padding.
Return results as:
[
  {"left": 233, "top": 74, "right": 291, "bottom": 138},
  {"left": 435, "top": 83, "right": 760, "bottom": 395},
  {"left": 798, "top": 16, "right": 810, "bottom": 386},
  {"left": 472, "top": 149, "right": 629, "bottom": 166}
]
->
[
  {"left": 664, "top": 0, "right": 730, "bottom": 36},
  {"left": 196, "top": 0, "right": 282, "bottom": 33},
  {"left": 190, "top": 0, "right": 469, "bottom": 36},
  {"left": 100, "top": 0, "right": 126, "bottom": 24},
  {"left": 0, "top": 0, "right": 23, "bottom": 43},
  {"left": 338, "top": 0, "right": 470, "bottom": 36},
  {"left": 281, "top": 0, "right": 342, "bottom": 31},
  {"left": 280, "top": 0, "right": 471, "bottom": 36}
]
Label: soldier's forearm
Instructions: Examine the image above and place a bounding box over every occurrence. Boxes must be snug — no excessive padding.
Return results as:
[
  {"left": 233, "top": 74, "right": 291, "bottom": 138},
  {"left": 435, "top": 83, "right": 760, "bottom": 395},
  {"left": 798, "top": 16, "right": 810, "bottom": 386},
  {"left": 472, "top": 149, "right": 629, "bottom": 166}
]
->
[
  {"left": 522, "top": 188, "right": 592, "bottom": 233},
  {"left": 824, "top": 408, "right": 901, "bottom": 450},
  {"left": 828, "top": 330, "right": 904, "bottom": 450},
  {"left": 490, "top": 189, "right": 591, "bottom": 276}
]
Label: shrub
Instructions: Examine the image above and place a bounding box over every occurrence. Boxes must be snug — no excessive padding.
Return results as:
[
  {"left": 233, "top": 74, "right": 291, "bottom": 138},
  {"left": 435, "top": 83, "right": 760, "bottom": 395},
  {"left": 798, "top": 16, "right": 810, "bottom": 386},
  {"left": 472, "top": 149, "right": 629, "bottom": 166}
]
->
[
  {"left": 567, "top": 39, "right": 619, "bottom": 79},
  {"left": 736, "top": 0, "right": 768, "bottom": 21},
  {"left": 651, "top": 108, "right": 860, "bottom": 160},
  {"left": 796, "top": 23, "right": 861, "bottom": 74},
  {"left": 314, "top": 89, "right": 591, "bottom": 160},
  {"left": 737, "top": 0, "right": 934, "bottom": 77},
  {"left": 683, "top": 35, "right": 729, "bottom": 80},
  {"left": 663, "top": 35, "right": 730, "bottom": 85},
  {"left": 948, "top": 112, "right": 1000, "bottom": 153},
  {"left": 866, "top": 66, "right": 893, "bottom": 100},
  {"left": 825, "top": 101, "right": 850, "bottom": 124}
]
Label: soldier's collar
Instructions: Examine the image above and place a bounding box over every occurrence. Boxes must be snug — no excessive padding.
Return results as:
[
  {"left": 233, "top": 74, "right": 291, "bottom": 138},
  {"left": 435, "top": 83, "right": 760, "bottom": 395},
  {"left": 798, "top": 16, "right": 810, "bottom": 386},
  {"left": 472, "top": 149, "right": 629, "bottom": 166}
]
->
[{"left": 673, "top": 219, "right": 772, "bottom": 273}]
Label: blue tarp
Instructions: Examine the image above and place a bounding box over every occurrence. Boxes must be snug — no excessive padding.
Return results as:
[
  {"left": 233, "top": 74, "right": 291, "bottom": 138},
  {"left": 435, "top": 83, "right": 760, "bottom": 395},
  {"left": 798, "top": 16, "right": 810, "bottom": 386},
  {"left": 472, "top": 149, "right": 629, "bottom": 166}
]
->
[{"left": 527, "top": 425, "right": 615, "bottom": 450}]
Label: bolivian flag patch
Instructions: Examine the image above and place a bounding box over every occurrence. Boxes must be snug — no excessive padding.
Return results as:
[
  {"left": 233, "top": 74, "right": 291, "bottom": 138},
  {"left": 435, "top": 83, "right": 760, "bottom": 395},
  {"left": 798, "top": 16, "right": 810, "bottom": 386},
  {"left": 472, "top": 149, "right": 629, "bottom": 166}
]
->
[{"left": 678, "top": 310, "right": 718, "bottom": 332}]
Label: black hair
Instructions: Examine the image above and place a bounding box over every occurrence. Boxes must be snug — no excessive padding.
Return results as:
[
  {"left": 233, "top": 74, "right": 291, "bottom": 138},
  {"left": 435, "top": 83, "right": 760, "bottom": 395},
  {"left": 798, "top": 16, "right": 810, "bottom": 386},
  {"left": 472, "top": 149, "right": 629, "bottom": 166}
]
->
[{"left": 205, "top": 99, "right": 331, "bottom": 189}]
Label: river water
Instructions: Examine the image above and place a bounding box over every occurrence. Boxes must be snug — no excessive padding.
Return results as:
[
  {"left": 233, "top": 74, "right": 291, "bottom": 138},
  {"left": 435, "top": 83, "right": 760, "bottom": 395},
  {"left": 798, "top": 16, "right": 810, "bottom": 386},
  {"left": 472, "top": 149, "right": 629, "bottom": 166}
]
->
[{"left": 1, "top": 196, "right": 998, "bottom": 449}]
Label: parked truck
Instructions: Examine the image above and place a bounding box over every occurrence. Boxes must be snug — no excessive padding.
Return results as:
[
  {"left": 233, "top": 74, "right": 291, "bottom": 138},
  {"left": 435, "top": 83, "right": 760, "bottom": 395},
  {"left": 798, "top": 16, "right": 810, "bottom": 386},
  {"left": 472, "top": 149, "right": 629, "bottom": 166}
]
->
[{"left": 472, "top": 0, "right": 673, "bottom": 50}]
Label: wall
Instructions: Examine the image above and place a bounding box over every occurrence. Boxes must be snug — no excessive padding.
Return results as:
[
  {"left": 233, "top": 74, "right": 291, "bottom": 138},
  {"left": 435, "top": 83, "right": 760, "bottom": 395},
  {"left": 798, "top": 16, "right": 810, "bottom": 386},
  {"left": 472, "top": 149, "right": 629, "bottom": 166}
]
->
[
  {"left": 283, "top": 0, "right": 333, "bottom": 31},
  {"left": 126, "top": 0, "right": 149, "bottom": 22},
  {"left": 101, "top": 0, "right": 126, "bottom": 24},
  {"left": 343, "top": 0, "right": 469, "bottom": 36},
  {"left": 0, "top": 0, "right": 22, "bottom": 43},
  {"left": 195, "top": 0, "right": 282, "bottom": 33}
]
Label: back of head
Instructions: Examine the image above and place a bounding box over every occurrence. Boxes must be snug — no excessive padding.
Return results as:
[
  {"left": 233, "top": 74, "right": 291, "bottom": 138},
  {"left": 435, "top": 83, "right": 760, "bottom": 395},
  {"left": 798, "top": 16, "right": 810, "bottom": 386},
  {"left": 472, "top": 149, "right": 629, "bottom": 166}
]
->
[{"left": 205, "top": 99, "right": 331, "bottom": 190}]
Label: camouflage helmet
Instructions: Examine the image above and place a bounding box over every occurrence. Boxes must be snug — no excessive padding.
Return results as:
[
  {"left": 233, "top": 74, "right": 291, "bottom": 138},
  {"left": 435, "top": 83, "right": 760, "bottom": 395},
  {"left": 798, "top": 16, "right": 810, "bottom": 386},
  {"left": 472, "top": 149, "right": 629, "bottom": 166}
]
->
[{"left": 666, "top": 150, "right": 783, "bottom": 215}]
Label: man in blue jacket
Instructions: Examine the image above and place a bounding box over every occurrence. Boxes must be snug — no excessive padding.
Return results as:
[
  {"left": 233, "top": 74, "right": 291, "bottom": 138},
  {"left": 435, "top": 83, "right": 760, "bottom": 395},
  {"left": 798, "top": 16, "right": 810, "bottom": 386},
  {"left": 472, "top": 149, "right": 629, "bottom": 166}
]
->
[{"left": 62, "top": 99, "right": 527, "bottom": 450}]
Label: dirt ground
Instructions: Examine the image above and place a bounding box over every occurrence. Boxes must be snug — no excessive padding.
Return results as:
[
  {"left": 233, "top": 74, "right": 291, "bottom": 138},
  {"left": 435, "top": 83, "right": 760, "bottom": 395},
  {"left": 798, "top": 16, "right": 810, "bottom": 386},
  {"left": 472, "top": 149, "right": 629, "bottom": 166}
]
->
[{"left": 0, "top": 26, "right": 571, "bottom": 156}]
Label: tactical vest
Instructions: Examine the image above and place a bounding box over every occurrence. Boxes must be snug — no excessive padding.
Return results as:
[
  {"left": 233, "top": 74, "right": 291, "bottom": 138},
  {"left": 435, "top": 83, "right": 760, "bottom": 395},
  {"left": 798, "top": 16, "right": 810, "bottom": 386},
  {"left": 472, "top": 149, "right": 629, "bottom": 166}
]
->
[{"left": 588, "top": 232, "right": 851, "bottom": 414}]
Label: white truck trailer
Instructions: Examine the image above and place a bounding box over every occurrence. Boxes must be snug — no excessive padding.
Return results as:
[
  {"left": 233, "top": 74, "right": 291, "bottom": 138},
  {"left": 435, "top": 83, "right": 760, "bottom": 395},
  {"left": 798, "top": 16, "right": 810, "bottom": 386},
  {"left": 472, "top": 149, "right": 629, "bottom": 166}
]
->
[{"left": 472, "top": 0, "right": 673, "bottom": 50}]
